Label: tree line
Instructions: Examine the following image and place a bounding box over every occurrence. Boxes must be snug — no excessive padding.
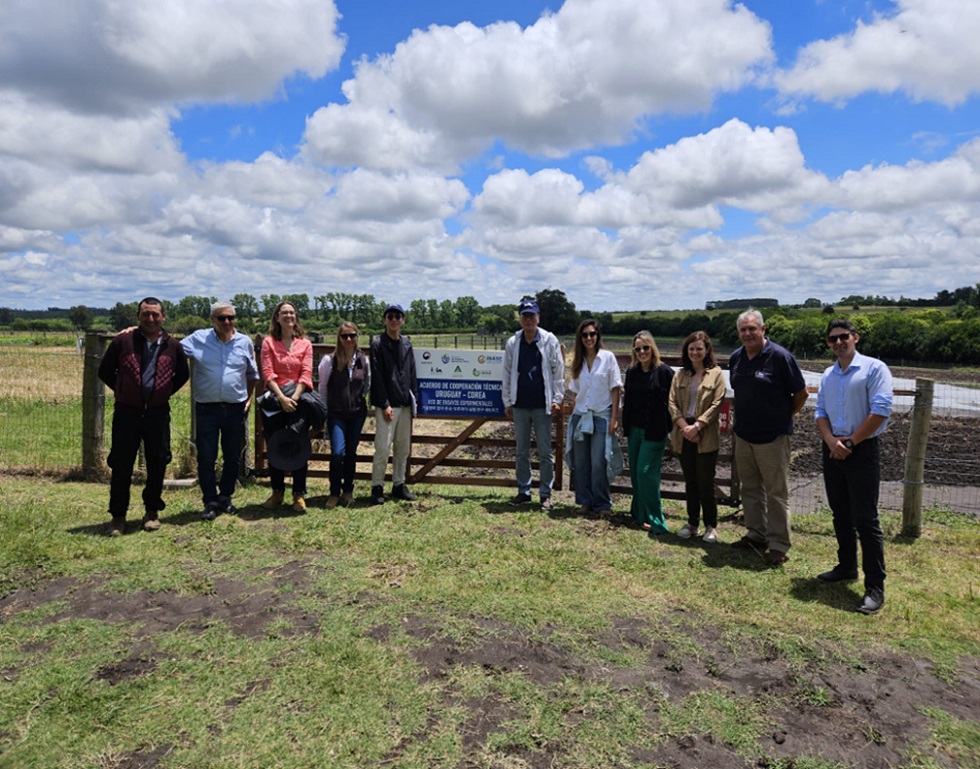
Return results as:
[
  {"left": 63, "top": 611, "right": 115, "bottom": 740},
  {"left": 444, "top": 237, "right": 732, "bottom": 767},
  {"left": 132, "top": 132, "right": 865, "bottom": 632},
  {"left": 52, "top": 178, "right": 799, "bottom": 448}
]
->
[{"left": 4, "top": 285, "right": 980, "bottom": 364}]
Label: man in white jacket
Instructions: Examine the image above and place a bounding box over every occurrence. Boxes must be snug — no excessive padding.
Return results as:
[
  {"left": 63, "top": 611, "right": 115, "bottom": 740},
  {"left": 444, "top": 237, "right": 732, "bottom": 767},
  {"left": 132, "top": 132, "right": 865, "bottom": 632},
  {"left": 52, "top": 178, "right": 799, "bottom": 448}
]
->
[{"left": 501, "top": 299, "right": 565, "bottom": 510}]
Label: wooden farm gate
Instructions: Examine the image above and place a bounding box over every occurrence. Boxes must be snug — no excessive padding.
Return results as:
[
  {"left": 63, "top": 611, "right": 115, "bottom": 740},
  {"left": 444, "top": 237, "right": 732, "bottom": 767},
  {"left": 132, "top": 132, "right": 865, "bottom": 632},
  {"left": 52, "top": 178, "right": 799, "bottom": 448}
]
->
[{"left": 253, "top": 343, "right": 742, "bottom": 504}]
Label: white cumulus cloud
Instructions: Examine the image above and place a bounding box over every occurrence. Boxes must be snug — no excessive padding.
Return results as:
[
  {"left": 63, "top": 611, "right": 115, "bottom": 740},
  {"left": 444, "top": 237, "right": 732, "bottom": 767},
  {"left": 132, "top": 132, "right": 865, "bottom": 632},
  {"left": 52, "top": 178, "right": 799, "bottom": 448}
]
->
[
  {"left": 303, "top": 0, "right": 772, "bottom": 170},
  {"left": 0, "top": 0, "right": 345, "bottom": 113},
  {"left": 775, "top": 0, "right": 980, "bottom": 105}
]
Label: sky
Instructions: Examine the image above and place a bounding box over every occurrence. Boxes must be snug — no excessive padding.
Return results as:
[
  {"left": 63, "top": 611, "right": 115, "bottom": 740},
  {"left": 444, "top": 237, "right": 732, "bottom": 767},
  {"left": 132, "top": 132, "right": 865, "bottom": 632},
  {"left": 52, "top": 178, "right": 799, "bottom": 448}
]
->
[{"left": 2, "top": 0, "right": 980, "bottom": 313}]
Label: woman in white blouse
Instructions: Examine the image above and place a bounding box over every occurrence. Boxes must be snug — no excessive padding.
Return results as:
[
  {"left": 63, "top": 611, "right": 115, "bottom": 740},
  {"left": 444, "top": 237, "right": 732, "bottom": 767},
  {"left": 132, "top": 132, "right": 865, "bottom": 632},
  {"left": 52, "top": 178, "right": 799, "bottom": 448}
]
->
[{"left": 568, "top": 319, "right": 622, "bottom": 515}]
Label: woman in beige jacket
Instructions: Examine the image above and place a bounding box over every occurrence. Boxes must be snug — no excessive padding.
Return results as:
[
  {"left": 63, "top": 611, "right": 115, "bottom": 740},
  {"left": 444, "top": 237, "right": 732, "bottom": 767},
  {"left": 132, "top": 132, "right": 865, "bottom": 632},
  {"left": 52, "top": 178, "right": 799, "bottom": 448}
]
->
[{"left": 669, "top": 331, "right": 727, "bottom": 542}]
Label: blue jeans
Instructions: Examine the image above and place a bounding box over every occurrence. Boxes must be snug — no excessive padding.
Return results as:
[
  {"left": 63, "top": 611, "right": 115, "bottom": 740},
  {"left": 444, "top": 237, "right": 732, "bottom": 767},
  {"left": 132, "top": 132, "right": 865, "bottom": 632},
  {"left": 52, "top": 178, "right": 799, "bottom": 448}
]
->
[
  {"left": 195, "top": 401, "right": 247, "bottom": 506},
  {"left": 512, "top": 407, "right": 554, "bottom": 498},
  {"left": 328, "top": 413, "right": 366, "bottom": 497},
  {"left": 571, "top": 412, "right": 611, "bottom": 511}
]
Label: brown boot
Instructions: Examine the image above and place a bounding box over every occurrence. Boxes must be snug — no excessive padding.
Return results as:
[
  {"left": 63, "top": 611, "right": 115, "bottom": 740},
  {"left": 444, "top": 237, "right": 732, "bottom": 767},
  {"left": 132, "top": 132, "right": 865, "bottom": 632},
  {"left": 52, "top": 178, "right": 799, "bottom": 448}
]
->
[
  {"left": 106, "top": 517, "right": 126, "bottom": 537},
  {"left": 292, "top": 495, "right": 306, "bottom": 513},
  {"left": 261, "top": 490, "right": 284, "bottom": 509},
  {"left": 141, "top": 511, "right": 161, "bottom": 531}
]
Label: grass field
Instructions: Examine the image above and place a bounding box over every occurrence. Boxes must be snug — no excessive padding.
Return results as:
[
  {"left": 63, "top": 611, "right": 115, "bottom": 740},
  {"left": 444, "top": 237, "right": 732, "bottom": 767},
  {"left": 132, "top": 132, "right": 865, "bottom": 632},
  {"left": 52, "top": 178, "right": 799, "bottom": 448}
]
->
[
  {"left": 0, "top": 477, "right": 977, "bottom": 769},
  {"left": 0, "top": 346, "right": 197, "bottom": 476}
]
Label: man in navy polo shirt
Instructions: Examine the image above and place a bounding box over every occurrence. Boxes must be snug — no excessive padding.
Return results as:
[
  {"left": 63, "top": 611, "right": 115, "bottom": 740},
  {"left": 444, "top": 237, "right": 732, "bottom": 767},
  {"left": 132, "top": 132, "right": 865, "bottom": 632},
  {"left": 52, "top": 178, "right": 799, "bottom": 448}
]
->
[
  {"left": 502, "top": 299, "right": 565, "bottom": 511},
  {"left": 815, "top": 319, "right": 893, "bottom": 614},
  {"left": 729, "top": 309, "right": 808, "bottom": 565}
]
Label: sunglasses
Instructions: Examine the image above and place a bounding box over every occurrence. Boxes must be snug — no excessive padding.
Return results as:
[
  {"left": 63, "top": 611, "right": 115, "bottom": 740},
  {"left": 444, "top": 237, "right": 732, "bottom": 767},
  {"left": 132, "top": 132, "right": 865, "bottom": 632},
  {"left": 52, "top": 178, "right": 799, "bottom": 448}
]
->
[
  {"left": 827, "top": 333, "right": 852, "bottom": 343},
  {"left": 633, "top": 345, "right": 651, "bottom": 353},
  {"left": 581, "top": 331, "right": 597, "bottom": 338},
  {"left": 385, "top": 313, "right": 404, "bottom": 320},
  {"left": 215, "top": 315, "right": 236, "bottom": 322},
  {"left": 340, "top": 333, "right": 358, "bottom": 340}
]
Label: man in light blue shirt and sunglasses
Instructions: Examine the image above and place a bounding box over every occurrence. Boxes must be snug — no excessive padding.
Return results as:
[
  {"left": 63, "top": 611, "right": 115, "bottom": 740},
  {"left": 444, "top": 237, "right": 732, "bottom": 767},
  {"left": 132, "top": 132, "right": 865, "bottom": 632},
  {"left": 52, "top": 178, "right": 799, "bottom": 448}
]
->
[{"left": 815, "top": 318, "right": 893, "bottom": 615}]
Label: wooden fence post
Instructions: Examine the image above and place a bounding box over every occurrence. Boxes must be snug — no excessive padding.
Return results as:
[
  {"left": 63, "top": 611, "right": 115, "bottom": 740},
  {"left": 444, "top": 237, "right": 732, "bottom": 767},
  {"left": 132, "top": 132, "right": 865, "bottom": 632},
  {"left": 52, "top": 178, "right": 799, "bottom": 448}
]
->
[
  {"left": 901, "top": 377, "right": 933, "bottom": 538},
  {"left": 81, "top": 332, "right": 108, "bottom": 478}
]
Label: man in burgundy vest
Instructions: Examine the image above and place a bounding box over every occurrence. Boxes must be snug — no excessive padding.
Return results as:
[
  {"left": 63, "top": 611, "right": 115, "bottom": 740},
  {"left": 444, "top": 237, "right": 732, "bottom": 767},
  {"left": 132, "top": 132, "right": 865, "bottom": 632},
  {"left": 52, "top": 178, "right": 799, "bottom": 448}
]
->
[{"left": 98, "top": 297, "right": 189, "bottom": 535}]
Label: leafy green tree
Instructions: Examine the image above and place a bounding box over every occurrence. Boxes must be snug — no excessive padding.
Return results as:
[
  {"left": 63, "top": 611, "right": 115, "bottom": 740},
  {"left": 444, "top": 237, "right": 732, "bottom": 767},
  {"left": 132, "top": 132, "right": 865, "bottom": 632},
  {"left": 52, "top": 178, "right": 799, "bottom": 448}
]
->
[
  {"left": 352, "top": 294, "right": 379, "bottom": 325},
  {"left": 481, "top": 304, "right": 517, "bottom": 334},
  {"left": 231, "top": 293, "right": 260, "bottom": 320},
  {"left": 260, "top": 294, "right": 282, "bottom": 313},
  {"left": 436, "top": 299, "right": 455, "bottom": 327},
  {"left": 425, "top": 299, "right": 439, "bottom": 328},
  {"left": 171, "top": 315, "right": 211, "bottom": 335},
  {"left": 174, "top": 295, "right": 216, "bottom": 319},
  {"left": 282, "top": 294, "right": 310, "bottom": 314},
  {"left": 68, "top": 305, "right": 93, "bottom": 331},
  {"left": 453, "top": 296, "right": 480, "bottom": 326},
  {"left": 109, "top": 302, "right": 138, "bottom": 330},
  {"left": 409, "top": 299, "right": 429, "bottom": 327},
  {"left": 477, "top": 312, "right": 506, "bottom": 334},
  {"left": 535, "top": 288, "right": 578, "bottom": 334},
  {"left": 0, "top": 307, "right": 13, "bottom": 325}
]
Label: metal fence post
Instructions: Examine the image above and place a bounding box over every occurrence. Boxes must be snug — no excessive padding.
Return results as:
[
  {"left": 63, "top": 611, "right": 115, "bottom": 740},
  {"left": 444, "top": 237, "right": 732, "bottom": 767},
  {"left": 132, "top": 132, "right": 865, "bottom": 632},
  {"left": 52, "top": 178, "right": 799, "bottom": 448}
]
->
[
  {"left": 81, "top": 333, "right": 108, "bottom": 478},
  {"left": 901, "top": 377, "right": 933, "bottom": 538}
]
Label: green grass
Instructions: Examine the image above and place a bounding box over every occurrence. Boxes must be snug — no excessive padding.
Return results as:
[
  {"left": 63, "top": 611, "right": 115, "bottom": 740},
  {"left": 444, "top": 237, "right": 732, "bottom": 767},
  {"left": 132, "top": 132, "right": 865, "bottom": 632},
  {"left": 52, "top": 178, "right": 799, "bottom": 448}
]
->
[
  {"left": 0, "top": 478, "right": 977, "bottom": 768},
  {"left": 0, "top": 331, "right": 80, "bottom": 347}
]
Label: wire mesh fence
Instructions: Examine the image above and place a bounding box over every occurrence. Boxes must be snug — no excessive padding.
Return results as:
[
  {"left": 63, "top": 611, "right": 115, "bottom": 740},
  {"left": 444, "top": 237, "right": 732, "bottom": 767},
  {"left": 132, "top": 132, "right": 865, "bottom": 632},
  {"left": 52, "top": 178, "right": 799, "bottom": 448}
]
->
[
  {"left": 1, "top": 343, "right": 978, "bottom": 518},
  {"left": 787, "top": 377, "right": 980, "bottom": 516}
]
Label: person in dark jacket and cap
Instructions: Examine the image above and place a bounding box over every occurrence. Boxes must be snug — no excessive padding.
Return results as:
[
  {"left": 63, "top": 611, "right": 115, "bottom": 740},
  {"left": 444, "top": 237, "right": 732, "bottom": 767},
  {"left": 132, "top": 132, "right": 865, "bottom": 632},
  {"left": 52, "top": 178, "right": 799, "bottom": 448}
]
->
[
  {"left": 369, "top": 303, "right": 418, "bottom": 505},
  {"left": 98, "top": 297, "right": 189, "bottom": 536}
]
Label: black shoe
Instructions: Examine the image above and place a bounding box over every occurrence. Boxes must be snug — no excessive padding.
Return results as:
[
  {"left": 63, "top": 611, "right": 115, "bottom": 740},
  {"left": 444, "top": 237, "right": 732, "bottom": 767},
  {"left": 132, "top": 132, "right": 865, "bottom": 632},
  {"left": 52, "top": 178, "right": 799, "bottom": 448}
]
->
[
  {"left": 817, "top": 566, "right": 859, "bottom": 583},
  {"left": 392, "top": 484, "right": 416, "bottom": 501},
  {"left": 856, "top": 588, "right": 885, "bottom": 615},
  {"left": 509, "top": 493, "right": 532, "bottom": 506},
  {"left": 731, "top": 535, "right": 763, "bottom": 550},
  {"left": 215, "top": 495, "right": 238, "bottom": 515},
  {"left": 540, "top": 497, "right": 553, "bottom": 511},
  {"left": 201, "top": 502, "right": 219, "bottom": 521},
  {"left": 370, "top": 485, "right": 385, "bottom": 505}
]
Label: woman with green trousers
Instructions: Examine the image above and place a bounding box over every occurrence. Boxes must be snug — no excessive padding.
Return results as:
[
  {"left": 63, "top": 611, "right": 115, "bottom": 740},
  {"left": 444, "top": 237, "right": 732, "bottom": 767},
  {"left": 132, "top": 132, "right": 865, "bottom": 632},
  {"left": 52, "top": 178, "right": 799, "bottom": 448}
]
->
[{"left": 622, "top": 331, "right": 674, "bottom": 534}]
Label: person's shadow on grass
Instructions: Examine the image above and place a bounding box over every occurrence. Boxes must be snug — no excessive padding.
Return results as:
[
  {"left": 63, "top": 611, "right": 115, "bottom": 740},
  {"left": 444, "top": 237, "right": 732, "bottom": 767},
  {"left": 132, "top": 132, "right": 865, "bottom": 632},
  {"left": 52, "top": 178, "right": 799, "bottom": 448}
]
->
[
  {"left": 788, "top": 576, "right": 863, "bottom": 612},
  {"left": 699, "top": 541, "right": 780, "bottom": 572}
]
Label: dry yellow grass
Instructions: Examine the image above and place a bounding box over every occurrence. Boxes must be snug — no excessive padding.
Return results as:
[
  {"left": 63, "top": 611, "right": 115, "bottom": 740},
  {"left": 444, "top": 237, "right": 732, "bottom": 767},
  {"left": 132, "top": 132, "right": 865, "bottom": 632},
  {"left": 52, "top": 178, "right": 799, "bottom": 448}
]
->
[{"left": 0, "top": 346, "right": 84, "bottom": 400}]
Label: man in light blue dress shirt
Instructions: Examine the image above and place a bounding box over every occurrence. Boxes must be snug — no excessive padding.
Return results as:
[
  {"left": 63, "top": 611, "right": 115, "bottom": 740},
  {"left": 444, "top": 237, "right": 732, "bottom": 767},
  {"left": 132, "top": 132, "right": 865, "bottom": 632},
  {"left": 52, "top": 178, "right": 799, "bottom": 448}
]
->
[
  {"left": 181, "top": 301, "right": 260, "bottom": 520},
  {"left": 815, "top": 319, "right": 893, "bottom": 615}
]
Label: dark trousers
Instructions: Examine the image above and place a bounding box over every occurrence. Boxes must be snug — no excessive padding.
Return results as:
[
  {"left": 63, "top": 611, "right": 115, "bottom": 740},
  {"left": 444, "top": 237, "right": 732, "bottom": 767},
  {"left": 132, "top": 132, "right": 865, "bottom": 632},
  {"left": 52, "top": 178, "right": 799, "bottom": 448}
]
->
[
  {"left": 269, "top": 465, "right": 308, "bottom": 496},
  {"left": 328, "top": 414, "right": 367, "bottom": 497},
  {"left": 679, "top": 440, "right": 719, "bottom": 528},
  {"left": 822, "top": 438, "right": 886, "bottom": 592},
  {"left": 195, "top": 401, "right": 247, "bottom": 506},
  {"left": 262, "top": 409, "right": 309, "bottom": 496},
  {"left": 107, "top": 405, "right": 172, "bottom": 518}
]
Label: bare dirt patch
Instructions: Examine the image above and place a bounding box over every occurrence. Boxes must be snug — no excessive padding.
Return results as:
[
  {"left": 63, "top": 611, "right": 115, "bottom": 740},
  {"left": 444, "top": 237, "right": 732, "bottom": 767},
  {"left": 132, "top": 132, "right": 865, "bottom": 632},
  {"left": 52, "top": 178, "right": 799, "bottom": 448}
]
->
[
  {"left": 3, "top": 569, "right": 977, "bottom": 767},
  {"left": 0, "top": 562, "right": 319, "bottom": 641},
  {"left": 372, "top": 612, "right": 979, "bottom": 769}
]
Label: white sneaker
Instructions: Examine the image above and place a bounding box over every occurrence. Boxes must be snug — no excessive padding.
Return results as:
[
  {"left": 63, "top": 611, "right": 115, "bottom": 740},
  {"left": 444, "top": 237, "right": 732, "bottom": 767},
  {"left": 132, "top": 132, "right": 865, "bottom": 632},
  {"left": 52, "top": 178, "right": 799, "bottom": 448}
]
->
[
  {"left": 677, "top": 523, "right": 697, "bottom": 539},
  {"left": 702, "top": 527, "right": 718, "bottom": 543}
]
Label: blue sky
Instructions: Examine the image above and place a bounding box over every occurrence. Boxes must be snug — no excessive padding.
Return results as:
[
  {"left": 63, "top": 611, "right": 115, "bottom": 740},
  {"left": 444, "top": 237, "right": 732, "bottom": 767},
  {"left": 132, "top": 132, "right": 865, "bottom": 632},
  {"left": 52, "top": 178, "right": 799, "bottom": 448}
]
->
[{"left": 2, "top": 0, "right": 979, "bottom": 312}]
